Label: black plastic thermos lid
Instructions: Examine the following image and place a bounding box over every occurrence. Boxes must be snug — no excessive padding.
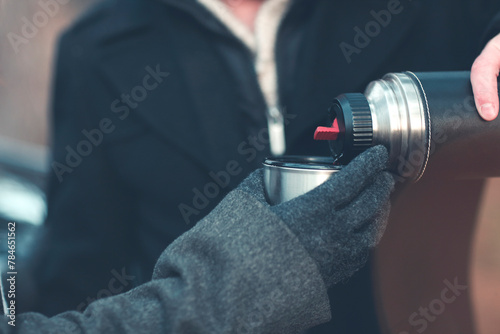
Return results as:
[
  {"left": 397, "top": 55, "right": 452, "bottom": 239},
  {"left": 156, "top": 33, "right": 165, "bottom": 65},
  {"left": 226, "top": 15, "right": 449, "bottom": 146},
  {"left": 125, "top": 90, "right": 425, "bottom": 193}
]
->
[{"left": 314, "top": 93, "right": 374, "bottom": 163}]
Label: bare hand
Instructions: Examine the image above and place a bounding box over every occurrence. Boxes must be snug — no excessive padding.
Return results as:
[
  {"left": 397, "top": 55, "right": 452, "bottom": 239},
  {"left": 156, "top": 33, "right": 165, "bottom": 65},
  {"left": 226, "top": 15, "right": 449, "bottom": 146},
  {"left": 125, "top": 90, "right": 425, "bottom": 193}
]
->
[{"left": 471, "top": 33, "right": 500, "bottom": 121}]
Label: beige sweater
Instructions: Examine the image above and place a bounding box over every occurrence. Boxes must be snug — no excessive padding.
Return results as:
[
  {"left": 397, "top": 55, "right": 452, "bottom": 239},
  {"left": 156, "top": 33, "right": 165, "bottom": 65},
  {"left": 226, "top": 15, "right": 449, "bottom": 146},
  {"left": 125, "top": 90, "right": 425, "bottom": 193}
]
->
[{"left": 197, "top": 0, "right": 291, "bottom": 155}]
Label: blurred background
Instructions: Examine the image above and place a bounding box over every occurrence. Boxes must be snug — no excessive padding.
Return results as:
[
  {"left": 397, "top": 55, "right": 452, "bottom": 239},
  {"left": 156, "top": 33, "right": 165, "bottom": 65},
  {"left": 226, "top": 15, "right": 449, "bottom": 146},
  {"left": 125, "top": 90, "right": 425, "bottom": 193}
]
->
[{"left": 0, "top": 0, "right": 498, "bottom": 332}]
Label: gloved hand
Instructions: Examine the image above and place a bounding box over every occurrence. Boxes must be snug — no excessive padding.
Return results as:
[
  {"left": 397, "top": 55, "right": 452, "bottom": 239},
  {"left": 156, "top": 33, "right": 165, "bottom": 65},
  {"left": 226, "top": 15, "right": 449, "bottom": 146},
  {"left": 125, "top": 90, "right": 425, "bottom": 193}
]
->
[{"left": 238, "top": 145, "right": 395, "bottom": 288}]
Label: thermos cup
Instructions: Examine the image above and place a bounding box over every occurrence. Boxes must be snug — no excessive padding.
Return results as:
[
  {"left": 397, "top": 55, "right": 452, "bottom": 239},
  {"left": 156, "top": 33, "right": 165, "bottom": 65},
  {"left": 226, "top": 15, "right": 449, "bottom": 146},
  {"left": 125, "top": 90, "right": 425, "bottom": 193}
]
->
[
  {"left": 264, "top": 71, "right": 500, "bottom": 204},
  {"left": 263, "top": 156, "right": 341, "bottom": 205}
]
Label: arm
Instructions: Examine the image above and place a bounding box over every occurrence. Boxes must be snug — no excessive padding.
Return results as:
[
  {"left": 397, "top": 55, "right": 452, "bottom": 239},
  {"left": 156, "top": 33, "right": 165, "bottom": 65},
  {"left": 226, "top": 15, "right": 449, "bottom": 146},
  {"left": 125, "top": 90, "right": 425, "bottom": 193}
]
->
[
  {"left": 3, "top": 185, "right": 332, "bottom": 333},
  {"left": 2, "top": 146, "right": 393, "bottom": 333}
]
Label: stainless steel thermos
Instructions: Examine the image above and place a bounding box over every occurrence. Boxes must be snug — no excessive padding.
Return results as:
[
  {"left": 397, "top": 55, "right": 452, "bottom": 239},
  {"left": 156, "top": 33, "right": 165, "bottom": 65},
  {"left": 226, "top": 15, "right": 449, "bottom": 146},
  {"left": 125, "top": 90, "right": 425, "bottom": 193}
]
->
[
  {"left": 264, "top": 71, "right": 500, "bottom": 204},
  {"left": 316, "top": 71, "right": 500, "bottom": 182}
]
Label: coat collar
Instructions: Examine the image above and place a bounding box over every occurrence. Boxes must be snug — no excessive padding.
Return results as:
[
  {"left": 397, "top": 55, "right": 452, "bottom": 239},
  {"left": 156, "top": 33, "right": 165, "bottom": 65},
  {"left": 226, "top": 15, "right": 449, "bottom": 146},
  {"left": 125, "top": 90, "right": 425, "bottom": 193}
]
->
[
  {"left": 93, "top": 0, "right": 257, "bottom": 172},
  {"left": 92, "top": 0, "right": 423, "bottom": 168}
]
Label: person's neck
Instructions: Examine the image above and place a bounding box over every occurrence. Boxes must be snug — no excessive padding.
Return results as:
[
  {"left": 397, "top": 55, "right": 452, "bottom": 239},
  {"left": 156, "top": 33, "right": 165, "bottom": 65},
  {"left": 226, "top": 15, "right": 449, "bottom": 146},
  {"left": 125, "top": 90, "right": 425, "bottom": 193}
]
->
[{"left": 221, "top": 0, "right": 265, "bottom": 31}]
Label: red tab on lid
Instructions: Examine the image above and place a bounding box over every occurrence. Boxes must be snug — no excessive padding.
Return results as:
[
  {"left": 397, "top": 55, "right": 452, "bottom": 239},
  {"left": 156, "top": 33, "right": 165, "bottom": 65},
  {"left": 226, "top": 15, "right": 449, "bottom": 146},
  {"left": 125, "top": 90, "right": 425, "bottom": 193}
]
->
[{"left": 314, "top": 119, "right": 340, "bottom": 141}]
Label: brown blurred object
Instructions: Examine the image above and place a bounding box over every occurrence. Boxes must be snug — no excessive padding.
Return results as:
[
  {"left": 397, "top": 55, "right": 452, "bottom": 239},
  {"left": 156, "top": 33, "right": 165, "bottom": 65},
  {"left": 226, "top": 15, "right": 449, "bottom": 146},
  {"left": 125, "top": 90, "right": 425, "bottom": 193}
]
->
[
  {"left": 374, "top": 177, "right": 500, "bottom": 334},
  {"left": 472, "top": 178, "right": 500, "bottom": 334},
  {"left": 374, "top": 179, "right": 484, "bottom": 334},
  {"left": 0, "top": 0, "right": 98, "bottom": 146}
]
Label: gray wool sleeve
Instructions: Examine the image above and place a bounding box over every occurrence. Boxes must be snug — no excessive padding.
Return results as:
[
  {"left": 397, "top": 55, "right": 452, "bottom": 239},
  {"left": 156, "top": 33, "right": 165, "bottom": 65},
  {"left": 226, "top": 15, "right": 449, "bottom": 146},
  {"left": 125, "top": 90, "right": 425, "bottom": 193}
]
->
[{"left": 0, "top": 190, "right": 331, "bottom": 334}]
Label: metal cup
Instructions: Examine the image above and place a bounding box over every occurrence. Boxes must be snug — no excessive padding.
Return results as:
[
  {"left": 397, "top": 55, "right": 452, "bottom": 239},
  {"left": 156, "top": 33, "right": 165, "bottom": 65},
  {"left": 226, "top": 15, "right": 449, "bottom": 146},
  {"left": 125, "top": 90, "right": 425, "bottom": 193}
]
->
[{"left": 263, "top": 156, "right": 342, "bottom": 205}]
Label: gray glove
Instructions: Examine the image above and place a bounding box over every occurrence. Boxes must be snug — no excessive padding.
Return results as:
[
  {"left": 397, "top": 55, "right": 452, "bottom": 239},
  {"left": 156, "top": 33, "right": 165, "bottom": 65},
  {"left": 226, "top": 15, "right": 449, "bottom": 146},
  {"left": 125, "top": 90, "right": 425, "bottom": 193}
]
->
[{"left": 238, "top": 145, "right": 395, "bottom": 288}]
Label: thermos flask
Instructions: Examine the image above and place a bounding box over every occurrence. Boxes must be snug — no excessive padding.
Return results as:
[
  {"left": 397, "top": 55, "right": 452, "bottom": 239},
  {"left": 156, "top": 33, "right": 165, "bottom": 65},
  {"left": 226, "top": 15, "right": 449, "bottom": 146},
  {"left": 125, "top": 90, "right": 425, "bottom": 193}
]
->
[{"left": 264, "top": 71, "right": 500, "bottom": 204}]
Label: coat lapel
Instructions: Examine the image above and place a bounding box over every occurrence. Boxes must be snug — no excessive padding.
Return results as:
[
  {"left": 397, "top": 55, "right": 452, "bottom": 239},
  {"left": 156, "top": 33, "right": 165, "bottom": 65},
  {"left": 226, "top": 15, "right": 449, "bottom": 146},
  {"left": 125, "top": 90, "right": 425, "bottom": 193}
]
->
[
  {"left": 92, "top": 0, "right": 245, "bottom": 172},
  {"left": 91, "top": 0, "right": 423, "bottom": 168}
]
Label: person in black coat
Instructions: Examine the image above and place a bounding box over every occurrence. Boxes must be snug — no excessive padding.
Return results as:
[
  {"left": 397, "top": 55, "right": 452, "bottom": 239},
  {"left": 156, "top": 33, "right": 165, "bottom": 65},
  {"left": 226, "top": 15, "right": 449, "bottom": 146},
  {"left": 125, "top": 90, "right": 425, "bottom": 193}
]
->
[{"left": 23, "top": 0, "right": 500, "bottom": 331}]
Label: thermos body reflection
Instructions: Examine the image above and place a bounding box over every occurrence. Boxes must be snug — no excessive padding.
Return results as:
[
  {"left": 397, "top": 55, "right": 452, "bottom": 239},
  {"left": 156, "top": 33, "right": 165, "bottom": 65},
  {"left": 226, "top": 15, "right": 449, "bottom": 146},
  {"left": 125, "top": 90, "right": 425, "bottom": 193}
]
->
[{"left": 328, "top": 71, "right": 500, "bottom": 181}]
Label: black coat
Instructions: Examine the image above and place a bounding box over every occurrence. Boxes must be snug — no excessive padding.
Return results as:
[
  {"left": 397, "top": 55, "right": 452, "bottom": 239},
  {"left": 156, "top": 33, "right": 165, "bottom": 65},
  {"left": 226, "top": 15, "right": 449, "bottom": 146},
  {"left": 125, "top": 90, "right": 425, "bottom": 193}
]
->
[{"left": 28, "top": 0, "right": 500, "bottom": 330}]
